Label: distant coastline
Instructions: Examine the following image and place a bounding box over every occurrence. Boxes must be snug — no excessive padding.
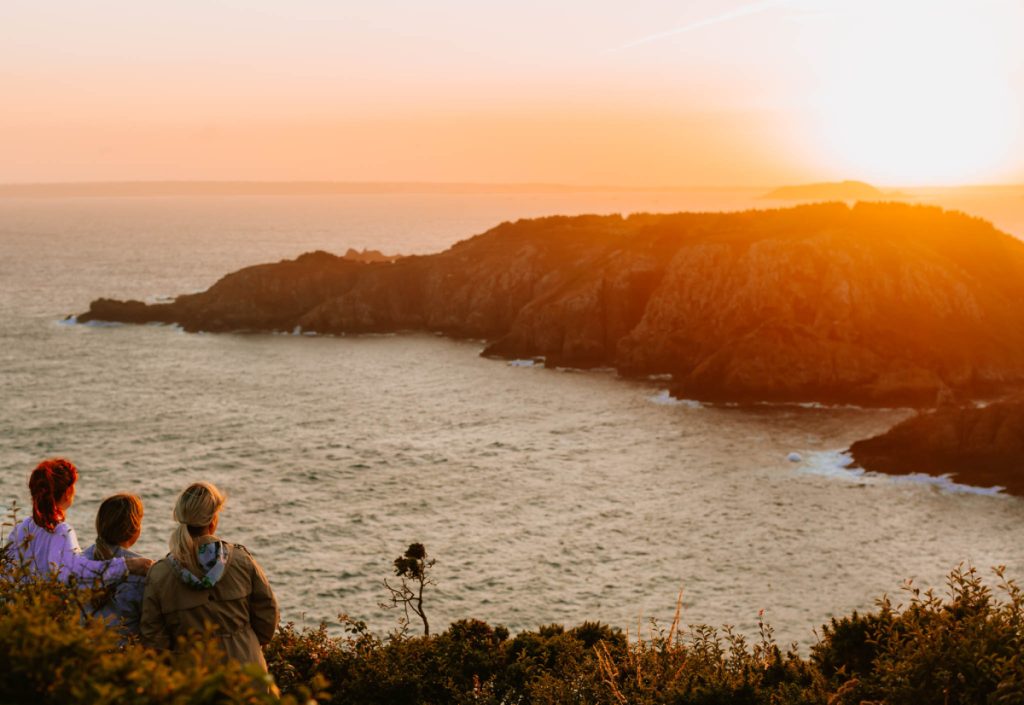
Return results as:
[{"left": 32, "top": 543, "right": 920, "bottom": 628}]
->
[{"left": 761, "top": 180, "right": 903, "bottom": 201}]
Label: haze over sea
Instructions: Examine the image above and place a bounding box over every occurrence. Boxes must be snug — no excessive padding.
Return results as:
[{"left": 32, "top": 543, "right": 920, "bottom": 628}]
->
[{"left": 2, "top": 187, "right": 1024, "bottom": 647}]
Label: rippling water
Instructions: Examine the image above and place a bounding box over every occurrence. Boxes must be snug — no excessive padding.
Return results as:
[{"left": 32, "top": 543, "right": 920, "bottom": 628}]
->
[{"left": 2, "top": 191, "right": 1023, "bottom": 648}]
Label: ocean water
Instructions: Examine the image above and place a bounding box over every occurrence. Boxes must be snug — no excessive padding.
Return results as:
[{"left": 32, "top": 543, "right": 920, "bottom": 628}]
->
[{"left": 2, "top": 190, "right": 1023, "bottom": 648}]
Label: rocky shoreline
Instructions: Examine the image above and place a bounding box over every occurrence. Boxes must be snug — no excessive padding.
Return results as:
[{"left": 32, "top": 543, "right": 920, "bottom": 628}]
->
[{"left": 848, "top": 397, "right": 1024, "bottom": 496}]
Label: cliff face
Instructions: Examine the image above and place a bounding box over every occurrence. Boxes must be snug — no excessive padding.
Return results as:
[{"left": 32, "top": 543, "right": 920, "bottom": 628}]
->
[
  {"left": 78, "top": 203, "right": 1024, "bottom": 407},
  {"left": 848, "top": 399, "right": 1024, "bottom": 496}
]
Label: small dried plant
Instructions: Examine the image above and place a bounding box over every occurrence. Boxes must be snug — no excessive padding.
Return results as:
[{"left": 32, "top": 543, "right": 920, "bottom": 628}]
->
[{"left": 380, "top": 542, "right": 435, "bottom": 636}]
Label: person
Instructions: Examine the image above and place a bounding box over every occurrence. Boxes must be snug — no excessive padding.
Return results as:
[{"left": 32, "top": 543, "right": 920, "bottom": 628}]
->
[
  {"left": 82, "top": 494, "right": 149, "bottom": 639},
  {"left": 140, "top": 482, "right": 278, "bottom": 671},
  {"left": 4, "top": 458, "right": 153, "bottom": 584}
]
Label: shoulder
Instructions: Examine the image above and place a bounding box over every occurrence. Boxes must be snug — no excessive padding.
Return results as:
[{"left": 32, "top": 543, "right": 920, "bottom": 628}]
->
[
  {"left": 116, "top": 546, "right": 147, "bottom": 560},
  {"left": 8, "top": 516, "right": 32, "bottom": 539},
  {"left": 15, "top": 516, "right": 41, "bottom": 535},
  {"left": 227, "top": 542, "right": 253, "bottom": 567},
  {"left": 232, "top": 543, "right": 265, "bottom": 565},
  {"left": 82, "top": 544, "right": 96, "bottom": 559},
  {"left": 146, "top": 557, "right": 176, "bottom": 585},
  {"left": 53, "top": 522, "right": 76, "bottom": 541},
  {"left": 226, "top": 543, "right": 266, "bottom": 576}
]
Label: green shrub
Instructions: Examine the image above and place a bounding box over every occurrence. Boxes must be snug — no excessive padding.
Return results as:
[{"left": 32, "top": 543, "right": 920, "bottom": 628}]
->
[
  {"left": 822, "top": 564, "right": 1024, "bottom": 705},
  {"left": 264, "top": 567, "right": 1024, "bottom": 705},
  {"left": 4, "top": 529, "right": 1023, "bottom": 705},
  {"left": 0, "top": 571, "right": 281, "bottom": 705}
]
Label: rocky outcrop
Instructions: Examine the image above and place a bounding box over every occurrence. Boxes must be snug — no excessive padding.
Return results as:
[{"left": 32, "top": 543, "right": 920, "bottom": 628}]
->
[
  {"left": 78, "top": 203, "right": 1024, "bottom": 407},
  {"left": 848, "top": 398, "right": 1024, "bottom": 496}
]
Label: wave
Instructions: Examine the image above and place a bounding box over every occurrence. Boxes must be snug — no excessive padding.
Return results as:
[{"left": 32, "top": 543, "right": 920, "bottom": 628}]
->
[
  {"left": 508, "top": 358, "right": 543, "bottom": 368},
  {"left": 647, "top": 389, "right": 703, "bottom": 408},
  {"left": 797, "top": 450, "right": 1007, "bottom": 497},
  {"left": 74, "top": 318, "right": 125, "bottom": 328}
]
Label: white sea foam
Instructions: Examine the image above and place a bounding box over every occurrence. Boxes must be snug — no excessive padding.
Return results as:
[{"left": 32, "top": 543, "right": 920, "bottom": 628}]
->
[
  {"left": 508, "top": 358, "right": 541, "bottom": 368},
  {"left": 80, "top": 319, "right": 125, "bottom": 328},
  {"left": 890, "top": 473, "right": 1006, "bottom": 496},
  {"left": 798, "top": 451, "right": 865, "bottom": 483},
  {"left": 647, "top": 389, "right": 703, "bottom": 408},
  {"left": 57, "top": 316, "right": 77, "bottom": 326},
  {"left": 799, "top": 450, "right": 1006, "bottom": 496},
  {"left": 790, "top": 401, "right": 907, "bottom": 412}
]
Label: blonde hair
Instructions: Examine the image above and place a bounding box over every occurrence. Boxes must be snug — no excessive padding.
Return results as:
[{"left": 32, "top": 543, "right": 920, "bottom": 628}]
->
[
  {"left": 94, "top": 493, "right": 144, "bottom": 560},
  {"left": 169, "top": 482, "right": 226, "bottom": 572}
]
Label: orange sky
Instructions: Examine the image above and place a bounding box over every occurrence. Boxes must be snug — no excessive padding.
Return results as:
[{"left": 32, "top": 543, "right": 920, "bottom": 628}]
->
[{"left": 2, "top": 0, "right": 1022, "bottom": 186}]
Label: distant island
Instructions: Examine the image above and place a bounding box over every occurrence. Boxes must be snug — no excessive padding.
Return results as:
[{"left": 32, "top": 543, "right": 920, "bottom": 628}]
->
[{"left": 762, "top": 180, "right": 896, "bottom": 201}]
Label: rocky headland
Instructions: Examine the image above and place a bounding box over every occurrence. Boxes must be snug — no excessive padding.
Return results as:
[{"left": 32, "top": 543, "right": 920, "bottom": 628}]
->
[
  {"left": 80, "top": 202, "right": 1024, "bottom": 409},
  {"left": 849, "top": 397, "right": 1024, "bottom": 496}
]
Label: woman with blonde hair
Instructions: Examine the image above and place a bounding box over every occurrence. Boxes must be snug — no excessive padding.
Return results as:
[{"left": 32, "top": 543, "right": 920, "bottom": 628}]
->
[
  {"left": 82, "top": 493, "right": 150, "bottom": 638},
  {"left": 140, "top": 482, "right": 278, "bottom": 670}
]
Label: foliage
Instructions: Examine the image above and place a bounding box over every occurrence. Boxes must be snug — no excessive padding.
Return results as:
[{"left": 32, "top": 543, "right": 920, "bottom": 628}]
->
[
  {"left": 815, "top": 564, "right": 1024, "bottom": 705},
  {"left": 0, "top": 568, "right": 294, "bottom": 704},
  {"left": 3, "top": 501, "right": 1022, "bottom": 705},
  {"left": 265, "top": 567, "right": 1024, "bottom": 705}
]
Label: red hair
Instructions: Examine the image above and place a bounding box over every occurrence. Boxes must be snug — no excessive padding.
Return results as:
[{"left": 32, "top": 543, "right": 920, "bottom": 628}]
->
[{"left": 29, "top": 458, "right": 79, "bottom": 532}]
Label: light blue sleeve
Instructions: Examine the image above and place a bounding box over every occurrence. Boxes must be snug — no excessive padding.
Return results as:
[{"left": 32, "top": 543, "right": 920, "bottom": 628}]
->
[{"left": 111, "top": 575, "right": 146, "bottom": 637}]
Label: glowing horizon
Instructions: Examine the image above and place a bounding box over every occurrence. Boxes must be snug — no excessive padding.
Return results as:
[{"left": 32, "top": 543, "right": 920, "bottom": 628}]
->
[{"left": 1, "top": 0, "right": 1021, "bottom": 187}]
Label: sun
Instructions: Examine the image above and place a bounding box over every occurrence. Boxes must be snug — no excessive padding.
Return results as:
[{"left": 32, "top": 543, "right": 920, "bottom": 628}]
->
[{"left": 808, "top": 0, "right": 1021, "bottom": 185}]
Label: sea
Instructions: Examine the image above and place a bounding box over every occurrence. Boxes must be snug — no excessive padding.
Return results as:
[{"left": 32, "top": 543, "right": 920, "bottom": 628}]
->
[{"left": 2, "top": 186, "right": 1023, "bottom": 648}]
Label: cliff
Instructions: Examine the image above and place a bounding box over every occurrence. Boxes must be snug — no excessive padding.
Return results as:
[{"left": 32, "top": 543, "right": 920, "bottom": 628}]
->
[
  {"left": 79, "top": 202, "right": 1024, "bottom": 407},
  {"left": 849, "top": 398, "right": 1024, "bottom": 496}
]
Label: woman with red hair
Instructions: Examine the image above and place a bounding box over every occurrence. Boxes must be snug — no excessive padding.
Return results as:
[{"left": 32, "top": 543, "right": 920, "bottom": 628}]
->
[{"left": 4, "top": 458, "right": 152, "bottom": 584}]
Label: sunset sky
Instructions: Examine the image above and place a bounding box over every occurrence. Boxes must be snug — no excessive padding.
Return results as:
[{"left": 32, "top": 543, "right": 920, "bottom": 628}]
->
[{"left": 2, "top": 0, "right": 1022, "bottom": 186}]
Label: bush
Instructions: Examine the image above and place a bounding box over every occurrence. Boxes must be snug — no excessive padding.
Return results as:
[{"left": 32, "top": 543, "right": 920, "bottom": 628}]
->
[
  {"left": 0, "top": 571, "right": 281, "bottom": 705},
  {"left": 820, "top": 564, "right": 1024, "bottom": 705},
  {"left": 265, "top": 567, "right": 1024, "bottom": 705},
  {"left": 3, "top": 533, "right": 1023, "bottom": 705}
]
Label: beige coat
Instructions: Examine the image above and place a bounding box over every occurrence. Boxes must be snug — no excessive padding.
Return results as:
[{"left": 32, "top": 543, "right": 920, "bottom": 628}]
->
[{"left": 140, "top": 536, "right": 279, "bottom": 670}]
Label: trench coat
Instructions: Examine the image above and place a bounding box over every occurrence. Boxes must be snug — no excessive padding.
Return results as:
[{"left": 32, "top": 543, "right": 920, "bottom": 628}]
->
[{"left": 140, "top": 535, "right": 278, "bottom": 670}]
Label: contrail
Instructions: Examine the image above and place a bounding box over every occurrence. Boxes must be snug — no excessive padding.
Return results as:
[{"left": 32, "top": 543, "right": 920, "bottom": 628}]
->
[{"left": 608, "top": 0, "right": 794, "bottom": 52}]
